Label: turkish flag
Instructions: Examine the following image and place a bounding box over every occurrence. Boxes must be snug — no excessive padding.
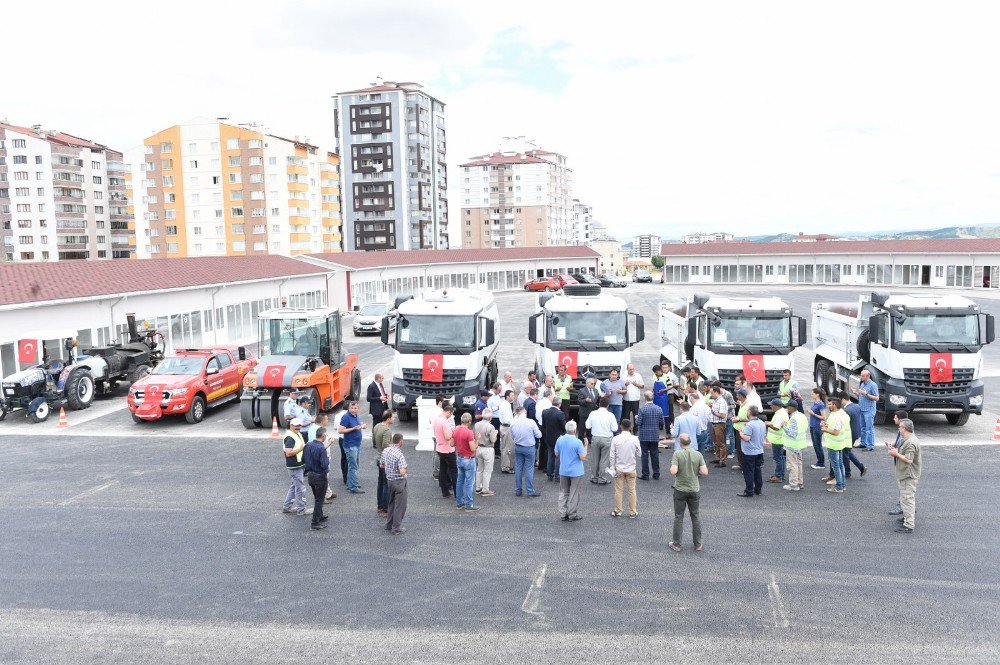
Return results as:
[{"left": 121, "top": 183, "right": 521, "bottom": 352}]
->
[
  {"left": 262, "top": 365, "right": 285, "bottom": 387},
  {"left": 742, "top": 354, "right": 766, "bottom": 383},
  {"left": 559, "top": 351, "right": 579, "bottom": 379},
  {"left": 18, "top": 339, "right": 38, "bottom": 365},
  {"left": 929, "top": 353, "right": 953, "bottom": 384},
  {"left": 144, "top": 384, "right": 162, "bottom": 402},
  {"left": 422, "top": 354, "right": 444, "bottom": 383}
]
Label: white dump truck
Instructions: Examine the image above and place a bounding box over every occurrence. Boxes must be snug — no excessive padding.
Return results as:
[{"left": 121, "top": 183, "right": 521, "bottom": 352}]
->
[
  {"left": 381, "top": 288, "right": 498, "bottom": 421},
  {"left": 528, "top": 283, "right": 645, "bottom": 392},
  {"left": 812, "top": 291, "right": 994, "bottom": 425},
  {"left": 659, "top": 294, "right": 807, "bottom": 403}
]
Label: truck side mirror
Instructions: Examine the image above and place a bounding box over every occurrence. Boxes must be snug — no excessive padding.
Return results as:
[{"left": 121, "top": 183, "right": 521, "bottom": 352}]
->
[
  {"left": 684, "top": 317, "right": 697, "bottom": 359},
  {"left": 629, "top": 314, "right": 645, "bottom": 345},
  {"left": 983, "top": 314, "right": 995, "bottom": 345},
  {"left": 868, "top": 316, "right": 881, "bottom": 345},
  {"left": 794, "top": 317, "right": 807, "bottom": 348},
  {"left": 380, "top": 317, "right": 392, "bottom": 347},
  {"left": 481, "top": 318, "right": 495, "bottom": 349},
  {"left": 528, "top": 312, "right": 542, "bottom": 345}
]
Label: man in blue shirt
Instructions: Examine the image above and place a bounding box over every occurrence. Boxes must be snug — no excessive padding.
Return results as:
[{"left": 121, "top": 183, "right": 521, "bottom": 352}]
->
[
  {"left": 337, "top": 401, "right": 366, "bottom": 494},
  {"left": 473, "top": 390, "right": 490, "bottom": 422},
  {"left": 852, "top": 369, "right": 879, "bottom": 450},
  {"left": 670, "top": 402, "right": 701, "bottom": 453},
  {"left": 601, "top": 369, "right": 627, "bottom": 426},
  {"left": 738, "top": 406, "right": 767, "bottom": 497},
  {"left": 635, "top": 391, "right": 664, "bottom": 480},
  {"left": 509, "top": 406, "right": 543, "bottom": 498},
  {"left": 303, "top": 427, "right": 331, "bottom": 530},
  {"left": 555, "top": 421, "right": 587, "bottom": 521}
]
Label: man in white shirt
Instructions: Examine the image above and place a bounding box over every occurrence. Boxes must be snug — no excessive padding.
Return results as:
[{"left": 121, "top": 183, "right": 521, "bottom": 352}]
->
[
  {"left": 688, "top": 392, "right": 712, "bottom": 455},
  {"left": 609, "top": 418, "right": 642, "bottom": 518},
  {"left": 497, "top": 390, "right": 515, "bottom": 473},
  {"left": 534, "top": 388, "right": 553, "bottom": 427},
  {"left": 516, "top": 381, "right": 533, "bottom": 409},
  {"left": 486, "top": 382, "right": 504, "bottom": 453},
  {"left": 585, "top": 397, "right": 618, "bottom": 485},
  {"left": 744, "top": 381, "right": 763, "bottom": 412},
  {"left": 622, "top": 363, "right": 644, "bottom": 433},
  {"left": 499, "top": 371, "right": 516, "bottom": 397}
]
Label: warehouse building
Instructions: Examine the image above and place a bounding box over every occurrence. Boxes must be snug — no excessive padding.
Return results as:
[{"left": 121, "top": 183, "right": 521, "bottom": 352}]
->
[{"left": 659, "top": 238, "right": 1000, "bottom": 289}]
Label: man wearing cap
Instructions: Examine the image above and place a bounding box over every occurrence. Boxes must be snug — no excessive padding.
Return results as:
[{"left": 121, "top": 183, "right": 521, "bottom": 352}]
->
[
  {"left": 281, "top": 418, "right": 310, "bottom": 516},
  {"left": 781, "top": 401, "right": 809, "bottom": 491},
  {"left": 765, "top": 398, "right": 789, "bottom": 483},
  {"left": 473, "top": 390, "right": 490, "bottom": 422},
  {"left": 284, "top": 392, "right": 314, "bottom": 428}
]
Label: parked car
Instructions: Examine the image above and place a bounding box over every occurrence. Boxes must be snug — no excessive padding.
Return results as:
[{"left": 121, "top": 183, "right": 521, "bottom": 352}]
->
[
  {"left": 632, "top": 269, "right": 653, "bottom": 283},
  {"left": 353, "top": 301, "right": 395, "bottom": 336},
  {"left": 569, "top": 272, "right": 602, "bottom": 286},
  {"left": 597, "top": 274, "right": 628, "bottom": 288},
  {"left": 551, "top": 273, "right": 579, "bottom": 287},
  {"left": 129, "top": 346, "right": 255, "bottom": 424},
  {"left": 524, "top": 277, "right": 562, "bottom": 292}
]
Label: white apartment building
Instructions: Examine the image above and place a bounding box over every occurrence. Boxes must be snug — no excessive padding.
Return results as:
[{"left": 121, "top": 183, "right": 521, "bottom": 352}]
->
[
  {"left": 631, "top": 233, "right": 662, "bottom": 258},
  {"left": 589, "top": 220, "right": 610, "bottom": 242},
  {"left": 681, "top": 231, "right": 733, "bottom": 244},
  {"left": 589, "top": 239, "right": 625, "bottom": 275},
  {"left": 333, "top": 79, "right": 447, "bottom": 251},
  {"left": 1, "top": 122, "right": 134, "bottom": 262},
  {"left": 572, "top": 199, "right": 592, "bottom": 246}
]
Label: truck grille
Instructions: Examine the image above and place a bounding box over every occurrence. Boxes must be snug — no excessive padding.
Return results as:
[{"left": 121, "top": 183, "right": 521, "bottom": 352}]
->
[
  {"left": 134, "top": 390, "right": 172, "bottom": 401},
  {"left": 574, "top": 364, "right": 621, "bottom": 390},
  {"left": 718, "top": 369, "right": 783, "bottom": 402},
  {"left": 402, "top": 368, "right": 466, "bottom": 393},
  {"left": 903, "top": 368, "right": 975, "bottom": 397}
]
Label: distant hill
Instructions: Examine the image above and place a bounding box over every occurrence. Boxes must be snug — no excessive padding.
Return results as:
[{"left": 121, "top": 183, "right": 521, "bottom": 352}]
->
[{"left": 741, "top": 223, "right": 1000, "bottom": 243}]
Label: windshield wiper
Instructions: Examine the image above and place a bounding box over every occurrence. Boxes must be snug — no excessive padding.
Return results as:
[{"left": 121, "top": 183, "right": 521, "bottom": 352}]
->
[
  {"left": 557, "top": 341, "right": 583, "bottom": 350},
  {"left": 401, "top": 343, "right": 429, "bottom": 352},
  {"left": 747, "top": 343, "right": 784, "bottom": 354},
  {"left": 908, "top": 341, "right": 945, "bottom": 353}
]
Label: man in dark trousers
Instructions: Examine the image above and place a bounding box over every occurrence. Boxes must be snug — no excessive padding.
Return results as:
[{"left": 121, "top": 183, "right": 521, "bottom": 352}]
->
[
  {"left": 303, "top": 427, "right": 331, "bottom": 531},
  {"left": 577, "top": 375, "right": 600, "bottom": 446},
  {"left": 367, "top": 373, "right": 389, "bottom": 429},
  {"left": 381, "top": 433, "right": 409, "bottom": 535},
  {"left": 542, "top": 396, "right": 567, "bottom": 481}
]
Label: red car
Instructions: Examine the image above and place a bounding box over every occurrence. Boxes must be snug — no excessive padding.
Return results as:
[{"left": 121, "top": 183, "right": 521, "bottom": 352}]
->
[
  {"left": 552, "top": 273, "right": 579, "bottom": 287},
  {"left": 524, "top": 277, "right": 562, "bottom": 292},
  {"left": 129, "top": 346, "right": 255, "bottom": 424}
]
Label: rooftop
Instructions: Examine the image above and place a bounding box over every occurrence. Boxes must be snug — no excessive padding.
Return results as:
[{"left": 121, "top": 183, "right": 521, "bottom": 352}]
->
[
  {"left": 1, "top": 122, "right": 110, "bottom": 151},
  {"left": 461, "top": 150, "right": 559, "bottom": 168},
  {"left": 309, "top": 246, "right": 600, "bottom": 270},
  {"left": 660, "top": 237, "right": 1000, "bottom": 257}
]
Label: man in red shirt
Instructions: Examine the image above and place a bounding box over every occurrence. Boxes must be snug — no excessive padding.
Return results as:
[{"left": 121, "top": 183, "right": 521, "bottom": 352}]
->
[
  {"left": 433, "top": 404, "right": 457, "bottom": 499},
  {"left": 453, "top": 412, "right": 480, "bottom": 511}
]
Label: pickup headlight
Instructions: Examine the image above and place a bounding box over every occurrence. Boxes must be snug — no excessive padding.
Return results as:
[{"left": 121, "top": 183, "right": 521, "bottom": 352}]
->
[
  {"left": 171, "top": 388, "right": 189, "bottom": 397},
  {"left": 392, "top": 394, "right": 406, "bottom": 403},
  {"left": 129, "top": 388, "right": 138, "bottom": 397},
  {"left": 889, "top": 394, "right": 907, "bottom": 406},
  {"left": 970, "top": 395, "right": 983, "bottom": 407}
]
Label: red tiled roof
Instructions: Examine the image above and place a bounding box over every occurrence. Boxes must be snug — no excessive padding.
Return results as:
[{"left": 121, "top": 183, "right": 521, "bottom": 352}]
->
[
  {"left": 461, "top": 152, "right": 550, "bottom": 167},
  {"left": 660, "top": 238, "right": 1000, "bottom": 257},
  {"left": 0, "top": 255, "right": 329, "bottom": 307},
  {"left": 0, "top": 123, "right": 110, "bottom": 151},
  {"left": 309, "top": 246, "right": 600, "bottom": 270}
]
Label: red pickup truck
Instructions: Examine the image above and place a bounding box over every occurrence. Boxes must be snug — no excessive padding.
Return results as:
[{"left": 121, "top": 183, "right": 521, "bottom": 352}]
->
[{"left": 128, "top": 346, "right": 255, "bottom": 424}]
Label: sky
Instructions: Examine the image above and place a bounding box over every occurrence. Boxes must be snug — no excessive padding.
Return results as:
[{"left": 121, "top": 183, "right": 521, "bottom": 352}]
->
[{"left": 3, "top": 0, "right": 999, "bottom": 241}]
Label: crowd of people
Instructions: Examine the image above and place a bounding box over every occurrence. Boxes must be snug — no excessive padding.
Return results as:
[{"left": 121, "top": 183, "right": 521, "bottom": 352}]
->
[{"left": 278, "top": 364, "right": 923, "bottom": 547}]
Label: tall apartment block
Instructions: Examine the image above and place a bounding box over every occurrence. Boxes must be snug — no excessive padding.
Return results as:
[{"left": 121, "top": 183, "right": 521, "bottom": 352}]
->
[
  {"left": 459, "top": 146, "right": 574, "bottom": 249},
  {"left": 572, "top": 199, "right": 592, "bottom": 246},
  {"left": 0, "top": 121, "right": 135, "bottom": 262},
  {"left": 631, "top": 234, "right": 662, "bottom": 258},
  {"left": 333, "top": 80, "right": 448, "bottom": 251},
  {"left": 131, "top": 118, "right": 342, "bottom": 258}
]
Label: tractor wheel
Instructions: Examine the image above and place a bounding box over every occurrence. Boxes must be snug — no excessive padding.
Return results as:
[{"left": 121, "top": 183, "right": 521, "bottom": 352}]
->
[
  {"left": 240, "top": 397, "right": 260, "bottom": 429},
  {"left": 128, "top": 364, "right": 152, "bottom": 386},
  {"left": 65, "top": 369, "right": 95, "bottom": 410},
  {"left": 28, "top": 400, "right": 51, "bottom": 423},
  {"left": 303, "top": 388, "right": 320, "bottom": 419},
  {"left": 946, "top": 412, "right": 970, "bottom": 426},
  {"left": 185, "top": 395, "right": 207, "bottom": 424},
  {"left": 349, "top": 369, "right": 362, "bottom": 402}
]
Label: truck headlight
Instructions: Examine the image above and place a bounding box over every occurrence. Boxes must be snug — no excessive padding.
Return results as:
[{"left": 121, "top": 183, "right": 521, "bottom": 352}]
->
[
  {"left": 462, "top": 395, "right": 477, "bottom": 406},
  {"left": 392, "top": 394, "right": 406, "bottom": 404},
  {"left": 889, "top": 395, "right": 907, "bottom": 406},
  {"left": 970, "top": 395, "right": 983, "bottom": 407}
]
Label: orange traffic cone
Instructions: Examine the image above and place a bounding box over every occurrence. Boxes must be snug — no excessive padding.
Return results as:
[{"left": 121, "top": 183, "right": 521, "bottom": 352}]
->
[
  {"left": 57, "top": 407, "right": 69, "bottom": 428},
  {"left": 993, "top": 418, "right": 1000, "bottom": 442},
  {"left": 271, "top": 417, "right": 280, "bottom": 438}
]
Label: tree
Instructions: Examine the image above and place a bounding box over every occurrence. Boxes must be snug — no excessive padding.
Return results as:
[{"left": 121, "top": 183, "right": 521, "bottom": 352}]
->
[{"left": 650, "top": 255, "right": 665, "bottom": 269}]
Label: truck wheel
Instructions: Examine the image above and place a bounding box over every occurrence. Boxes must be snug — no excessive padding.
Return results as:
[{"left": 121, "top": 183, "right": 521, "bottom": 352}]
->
[
  {"left": 28, "top": 400, "right": 51, "bottom": 423},
  {"left": 814, "top": 360, "right": 831, "bottom": 391},
  {"left": 946, "top": 412, "right": 969, "bottom": 426},
  {"left": 856, "top": 329, "right": 871, "bottom": 363},
  {"left": 874, "top": 410, "right": 887, "bottom": 426},
  {"left": 186, "top": 395, "right": 206, "bottom": 424},
  {"left": 825, "top": 365, "right": 838, "bottom": 397},
  {"left": 128, "top": 364, "right": 151, "bottom": 386},
  {"left": 0, "top": 403, "right": 8, "bottom": 422},
  {"left": 65, "top": 369, "right": 95, "bottom": 410},
  {"left": 240, "top": 398, "right": 260, "bottom": 429},
  {"left": 303, "top": 388, "right": 320, "bottom": 419},
  {"left": 348, "top": 369, "right": 361, "bottom": 402}
]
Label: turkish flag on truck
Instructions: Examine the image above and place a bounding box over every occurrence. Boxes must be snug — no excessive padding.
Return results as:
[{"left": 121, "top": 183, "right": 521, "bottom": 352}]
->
[
  {"left": 742, "top": 354, "right": 766, "bottom": 383},
  {"left": 929, "top": 353, "right": 953, "bottom": 383},
  {"left": 18, "top": 339, "right": 38, "bottom": 365},
  {"left": 422, "top": 354, "right": 444, "bottom": 383},
  {"left": 558, "top": 351, "right": 579, "bottom": 379}
]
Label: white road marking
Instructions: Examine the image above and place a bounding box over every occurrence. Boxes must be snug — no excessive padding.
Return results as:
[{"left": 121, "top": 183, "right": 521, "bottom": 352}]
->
[
  {"left": 521, "top": 562, "right": 548, "bottom": 619},
  {"left": 767, "top": 572, "right": 790, "bottom": 628},
  {"left": 59, "top": 480, "right": 117, "bottom": 506}
]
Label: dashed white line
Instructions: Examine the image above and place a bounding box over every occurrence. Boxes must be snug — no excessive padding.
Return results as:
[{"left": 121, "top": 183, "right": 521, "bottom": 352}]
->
[
  {"left": 521, "top": 562, "right": 548, "bottom": 619},
  {"left": 767, "top": 572, "right": 790, "bottom": 628},
  {"left": 59, "top": 480, "right": 118, "bottom": 506}
]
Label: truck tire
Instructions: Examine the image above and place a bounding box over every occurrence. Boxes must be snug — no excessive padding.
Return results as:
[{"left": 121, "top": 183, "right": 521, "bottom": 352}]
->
[
  {"left": 946, "top": 412, "right": 969, "bottom": 426},
  {"left": 814, "top": 360, "right": 831, "bottom": 392},
  {"left": 874, "top": 409, "right": 888, "bottom": 426},
  {"left": 0, "top": 402, "right": 8, "bottom": 422},
  {"left": 240, "top": 398, "right": 260, "bottom": 429},
  {"left": 856, "top": 329, "right": 871, "bottom": 363},
  {"left": 128, "top": 364, "right": 151, "bottom": 386},
  {"left": 825, "top": 365, "right": 839, "bottom": 397},
  {"left": 28, "top": 400, "right": 51, "bottom": 423},
  {"left": 186, "top": 395, "right": 207, "bottom": 424},
  {"left": 303, "top": 388, "right": 320, "bottom": 418},
  {"left": 348, "top": 369, "right": 361, "bottom": 402},
  {"left": 65, "top": 369, "right": 95, "bottom": 410}
]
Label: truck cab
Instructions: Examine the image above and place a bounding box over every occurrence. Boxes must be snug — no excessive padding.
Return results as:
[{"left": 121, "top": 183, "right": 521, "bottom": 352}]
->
[
  {"left": 660, "top": 294, "right": 807, "bottom": 403},
  {"left": 382, "top": 288, "right": 498, "bottom": 421},
  {"left": 528, "top": 284, "right": 645, "bottom": 392}
]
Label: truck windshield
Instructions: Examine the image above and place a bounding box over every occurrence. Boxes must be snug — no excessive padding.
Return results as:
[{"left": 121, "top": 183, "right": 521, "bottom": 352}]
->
[
  {"left": 709, "top": 316, "right": 790, "bottom": 350},
  {"left": 893, "top": 314, "right": 979, "bottom": 347},
  {"left": 153, "top": 357, "right": 204, "bottom": 375},
  {"left": 264, "top": 318, "right": 330, "bottom": 357},
  {"left": 548, "top": 312, "right": 627, "bottom": 349},
  {"left": 397, "top": 315, "right": 475, "bottom": 351}
]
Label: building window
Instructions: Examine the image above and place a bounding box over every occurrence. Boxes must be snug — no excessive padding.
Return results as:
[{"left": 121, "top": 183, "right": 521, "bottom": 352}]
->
[
  {"left": 231, "top": 207, "right": 244, "bottom": 217},
  {"left": 160, "top": 142, "right": 172, "bottom": 153},
  {"left": 165, "top": 226, "right": 178, "bottom": 235},
  {"left": 166, "top": 243, "right": 179, "bottom": 253},
  {"left": 226, "top": 138, "right": 240, "bottom": 150}
]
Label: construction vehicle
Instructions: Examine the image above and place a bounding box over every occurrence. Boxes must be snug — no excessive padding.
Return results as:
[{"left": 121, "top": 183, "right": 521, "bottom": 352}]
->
[
  {"left": 812, "top": 292, "right": 994, "bottom": 425},
  {"left": 528, "top": 284, "right": 645, "bottom": 395},
  {"left": 0, "top": 331, "right": 96, "bottom": 423},
  {"left": 659, "top": 294, "right": 807, "bottom": 404},
  {"left": 80, "top": 314, "right": 165, "bottom": 393},
  {"left": 240, "top": 307, "right": 360, "bottom": 429},
  {"left": 129, "top": 345, "right": 256, "bottom": 424},
  {"left": 381, "top": 288, "right": 498, "bottom": 421}
]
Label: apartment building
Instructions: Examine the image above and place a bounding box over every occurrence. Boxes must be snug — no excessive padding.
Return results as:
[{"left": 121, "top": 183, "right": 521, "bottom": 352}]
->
[
  {"left": 681, "top": 231, "right": 733, "bottom": 244},
  {"left": 631, "top": 233, "right": 662, "bottom": 258},
  {"left": 333, "top": 79, "right": 448, "bottom": 251},
  {"left": 572, "top": 199, "right": 592, "bottom": 246},
  {"left": 131, "top": 118, "right": 342, "bottom": 258},
  {"left": 0, "top": 121, "right": 135, "bottom": 262},
  {"left": 589, "top": 219, "right": 610, "bottom": 242},
  {"left": 459, "top": 145, "right": 574, "bottom": 249}
]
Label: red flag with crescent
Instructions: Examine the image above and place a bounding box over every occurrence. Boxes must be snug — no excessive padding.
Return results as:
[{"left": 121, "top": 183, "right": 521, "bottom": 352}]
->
[
  {"left": 559, "top": 351, "right": 579, "bottom": 379},
  {"left": 929, "top": 353, "right": 953, "bottom": 384},
  {"left": 262, "top": 365, "right": 285, "bottom": 387},
  {"left": 742, "top": 354, "right": 766, "bottom": 383},
  {"left": 144, "top": 384, "right": 162, "bottom": 402},
  {"left": 18, "top": 339, "right": 37, "bottom": 365},
  {"left": 423, "top": 354, "right": 444, "bottom": 383}
]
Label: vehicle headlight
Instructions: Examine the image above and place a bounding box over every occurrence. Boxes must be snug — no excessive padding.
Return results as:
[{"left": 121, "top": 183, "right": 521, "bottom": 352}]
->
[
  {"left": 970, "top": 395, "right": 983, "bottom": 407},
  {"left": 393, "top": 394, "right": 406, "bottom": 403},
  {"left": 171, "top": 388, "right": 189, "bottom": 397},
  {"left": 462, "top": 395, "right": 477, "bottom": 406},
  {"left": 889, "top": 394, "right": 907, "bottom": 406},
  {"left": 244, "top": 374, "right": 258, "bottom": 388},
  {"left": 129, "top": 388, "right": 138, "bottom": 397}
]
